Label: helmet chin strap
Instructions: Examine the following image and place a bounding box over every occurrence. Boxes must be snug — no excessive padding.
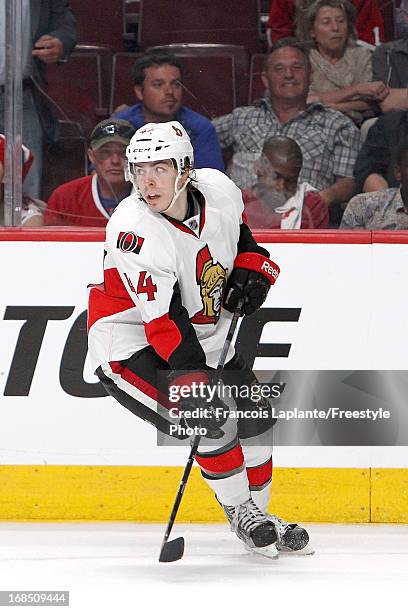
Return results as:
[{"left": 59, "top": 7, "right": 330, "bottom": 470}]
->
[{"left": 160, "top": 173, "right": 190, "bottom": 217}]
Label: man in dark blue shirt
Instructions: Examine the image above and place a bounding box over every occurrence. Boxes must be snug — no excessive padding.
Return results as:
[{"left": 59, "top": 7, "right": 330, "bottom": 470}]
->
[{"left": 113, "top": 51, "right": 224, "bottom": 172}]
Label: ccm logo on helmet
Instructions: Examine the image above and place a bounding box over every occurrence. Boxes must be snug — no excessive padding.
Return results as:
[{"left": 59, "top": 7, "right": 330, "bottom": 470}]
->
[
  {"left": 261, "top": 260, "right": 279, "bottom": 280},
  {"left": 117, "top": 231, "right": 145, "bottom": 254}
]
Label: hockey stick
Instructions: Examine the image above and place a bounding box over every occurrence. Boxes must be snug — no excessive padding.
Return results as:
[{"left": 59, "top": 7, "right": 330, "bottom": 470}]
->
[{"left": 159, "top": 305, "right": 242, "bottom": 562}]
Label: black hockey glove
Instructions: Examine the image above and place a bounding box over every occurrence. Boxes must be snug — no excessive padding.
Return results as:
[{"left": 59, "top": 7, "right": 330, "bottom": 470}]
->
[
  {"left": 224, "top": 252, "right": 280, "bottom": 316},
  {"left": 168, "top": 371, "right": 229, "bottom": 439}
]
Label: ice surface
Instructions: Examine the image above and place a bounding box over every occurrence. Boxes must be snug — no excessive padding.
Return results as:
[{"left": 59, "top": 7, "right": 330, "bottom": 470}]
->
[{"left": 0, "top": 522, "right": 406, "bottom": 611}]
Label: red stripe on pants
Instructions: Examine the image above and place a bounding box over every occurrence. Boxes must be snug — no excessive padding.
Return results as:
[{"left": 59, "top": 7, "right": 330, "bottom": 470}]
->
[{"left": 109, "top": 360, "right": 174, "bottom": 410}]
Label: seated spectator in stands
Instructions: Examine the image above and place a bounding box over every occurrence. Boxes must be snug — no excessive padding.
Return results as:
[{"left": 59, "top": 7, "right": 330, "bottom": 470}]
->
[
  {"left": 242, "top": 135, "right": 329, "bottom": 229},
  {"left": 298, "top": 0, "right": 388, "bottom": 125},
  {"left": 353, "top": 110, "right": 408, "bottom": 193},
  {"left": 372, "top": 0, "right": 408, "bottom": 113},
  {"left": 213, "top": 38, "right": 360, "bottom": 212},
  {"left": 113, "top": 50, "right": 224, "bottom": 171},
  {"left": 45, "top": 119, "right": 134, "bottom": 226},
  {"left": 0, "top": 134, "right": 44, "bottom": 226},
  {"left": 342, "top": 143, "right": 408, "bottom": 229},
  {"left": 267, "top": 0, "right": 384, "bottom": 46}
]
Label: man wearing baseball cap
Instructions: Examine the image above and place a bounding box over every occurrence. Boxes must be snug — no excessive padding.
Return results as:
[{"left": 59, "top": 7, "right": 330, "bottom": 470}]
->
[{"left": 45, "top": 119, "right": 135, "bottom": 226}]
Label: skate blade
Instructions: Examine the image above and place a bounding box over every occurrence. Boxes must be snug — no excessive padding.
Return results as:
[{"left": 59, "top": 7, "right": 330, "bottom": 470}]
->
[
  {"left": 244, "top": 542, "right": 279, "bottom": 559},
  {"left": 276, "top": 543, "right": 315, "bottom": 556}
]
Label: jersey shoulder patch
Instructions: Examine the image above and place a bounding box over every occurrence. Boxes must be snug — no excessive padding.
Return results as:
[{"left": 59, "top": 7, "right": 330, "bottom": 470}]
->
[{"left": 116, "top": 231, "right": 145, "bottom": 254}]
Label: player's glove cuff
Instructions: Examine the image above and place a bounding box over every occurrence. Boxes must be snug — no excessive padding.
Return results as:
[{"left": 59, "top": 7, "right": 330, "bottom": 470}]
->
[
  {"left": 233, "top": 252, "right": 280, "bottom": 285},
  {"left": 223, "top": 253, "right": 280, "bottom": 316}
]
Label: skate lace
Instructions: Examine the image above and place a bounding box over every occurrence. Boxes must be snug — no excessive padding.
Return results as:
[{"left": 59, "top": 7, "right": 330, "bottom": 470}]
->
[{"left": 231, "top": 500, "right": 267, "bottom": 534}]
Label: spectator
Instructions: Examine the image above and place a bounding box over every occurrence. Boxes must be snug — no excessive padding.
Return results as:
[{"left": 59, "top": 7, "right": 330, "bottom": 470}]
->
[
  {"left": 0, "top": 134, "right": 44, "bottom": 226},
  {"left": 298, "top": 0, "right": 387, "bottom": 125},
  {"left": 113, "top": 50, "right": 224, "bottom": 172},
  {"left": 213, "top": 38, "right": 360, "bottom": 212},
  {"left": 353, "top": 110, "right": 408, "bottom": 193},
  {"left": 267, "top": 0, "right": 384, "bottom": 46},
  {"left": 0, "top": 0, "right": 77, "bottom": 198},
  {"left": 242, "top": 135, "right": 329, "bottom": 229},
  {"left": 342, "top": 143, "right": 408, "bottom": 229},
  {"left": 372, "top": 0, "right": 408, "bottom": 113},
  {"left": 45, "top": 119, "right": 134, "bottom": 226}
]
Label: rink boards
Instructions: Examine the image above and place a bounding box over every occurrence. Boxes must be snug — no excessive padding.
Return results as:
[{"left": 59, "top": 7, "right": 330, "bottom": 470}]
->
[{"left": 0, "top": 228, "right": 407, "bottom": 522}]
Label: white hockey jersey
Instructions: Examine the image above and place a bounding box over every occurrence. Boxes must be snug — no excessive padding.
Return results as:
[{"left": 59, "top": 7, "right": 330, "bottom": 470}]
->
[{"left": 88, "top": 168, "right": 266, "bottom": 372}]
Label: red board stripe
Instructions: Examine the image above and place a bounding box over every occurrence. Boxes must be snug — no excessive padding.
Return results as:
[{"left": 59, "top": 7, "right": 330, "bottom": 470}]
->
[
  {"left": 0, "top": 227, "right": 382, "bottom": 244},
  {"left": 3, "top": 228, "right": 408, "bottom": 244}
]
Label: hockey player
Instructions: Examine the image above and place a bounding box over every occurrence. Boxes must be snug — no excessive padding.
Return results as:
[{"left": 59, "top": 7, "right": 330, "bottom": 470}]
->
[{"left": 87, "top": 121, "right": 312, "bottom": 558}]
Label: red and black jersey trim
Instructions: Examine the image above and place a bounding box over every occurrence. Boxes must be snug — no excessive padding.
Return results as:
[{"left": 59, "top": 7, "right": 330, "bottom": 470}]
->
[
  {"left": 165, "top": 196, "right": 206, "bottom": 238},
  {"left": 87, "top": 267, "right": 136, "bottom": 331}
]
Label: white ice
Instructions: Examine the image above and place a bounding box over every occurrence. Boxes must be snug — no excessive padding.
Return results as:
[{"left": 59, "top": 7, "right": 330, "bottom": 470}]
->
[{"left": 0, "top": 523, "right": 406, "bottom": 612}]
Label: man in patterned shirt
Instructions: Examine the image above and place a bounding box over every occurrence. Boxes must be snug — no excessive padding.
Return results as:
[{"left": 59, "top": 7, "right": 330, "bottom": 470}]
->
[
  {"left": 341, "top": 144, "right": 408, "bottom": 230},
  {"left": 213, "top": 38, "right": 360, "bottom": 211}
]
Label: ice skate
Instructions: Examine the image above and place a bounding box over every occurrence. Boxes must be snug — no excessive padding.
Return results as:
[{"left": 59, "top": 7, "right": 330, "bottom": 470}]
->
[
  {"left": 266, "top": 513, "right": 314, "bottom": 555},
  {"left": 222, "top": 499, "right": 279, "bottom": 559}
]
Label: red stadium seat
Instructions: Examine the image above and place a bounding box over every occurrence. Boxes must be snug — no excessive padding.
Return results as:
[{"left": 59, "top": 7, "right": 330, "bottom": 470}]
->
[
  {"left": 248, "top": 54, "right": 267, "bottom": 105},
  {"left": 68, "top": 0, "right": 125, "bottom": 51},
  {"left": 138, "top": 0, "right": 262, "bottom": 54},
  {"left": 378, "top": 0, "right": 398, "bottom": 41},
  {"left": 109, "top": 53, "right": 142, "bottom": 115},
  {"left": 46, "top": 45, "right": 112, "bottom": 137}
]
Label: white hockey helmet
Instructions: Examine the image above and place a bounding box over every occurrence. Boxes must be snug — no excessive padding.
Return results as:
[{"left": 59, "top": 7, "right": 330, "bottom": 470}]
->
[{"left": 126, "top": 121, "right": 194, "bottom": 182}]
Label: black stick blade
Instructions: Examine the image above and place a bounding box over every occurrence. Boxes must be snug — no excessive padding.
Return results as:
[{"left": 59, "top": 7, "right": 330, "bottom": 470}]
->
[{"left": 159, "top": 537, "right": 185, "bottom": 562}]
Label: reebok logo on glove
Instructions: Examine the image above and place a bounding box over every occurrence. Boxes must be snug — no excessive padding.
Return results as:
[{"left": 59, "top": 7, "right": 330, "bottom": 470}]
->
[{"left": 261, "top": 260, "right": 279, "bottom": 281}]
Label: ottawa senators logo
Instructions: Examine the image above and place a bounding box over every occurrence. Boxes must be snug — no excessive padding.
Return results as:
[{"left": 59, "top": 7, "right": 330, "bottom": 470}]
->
[
  {"left": 116, "top": 231, "right": 144, "bottom": 254},
  {"left": 191, "top": 245, "right": 227, "bottom": 324}
]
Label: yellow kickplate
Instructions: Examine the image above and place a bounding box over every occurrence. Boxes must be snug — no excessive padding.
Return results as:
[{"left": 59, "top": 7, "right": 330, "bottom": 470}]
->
[
  {"left": 268, "top": 468, "right": 370, "bottom": 522},
  {"left": 371, "top": 469, "right": 408, "bottom": 523},
  {"left": 0, "top": 466, "right": 371, "bottom": 522}
]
